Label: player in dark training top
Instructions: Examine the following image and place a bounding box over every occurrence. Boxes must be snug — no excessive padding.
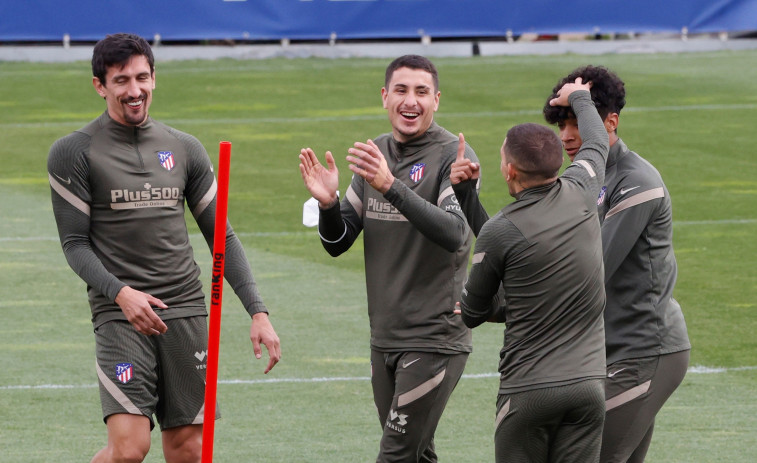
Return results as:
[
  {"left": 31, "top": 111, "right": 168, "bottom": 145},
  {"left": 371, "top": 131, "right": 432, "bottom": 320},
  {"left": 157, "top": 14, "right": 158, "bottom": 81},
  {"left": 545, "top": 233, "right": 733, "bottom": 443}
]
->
[
  {"left": 458, "top": 80, "right": 609, "bottom": 463},
  {"left": 48, "top": 33, "right": 281, "bottom": 463},
  {"left": 299, "top": 55, "right": 477, "bottom": 462}
]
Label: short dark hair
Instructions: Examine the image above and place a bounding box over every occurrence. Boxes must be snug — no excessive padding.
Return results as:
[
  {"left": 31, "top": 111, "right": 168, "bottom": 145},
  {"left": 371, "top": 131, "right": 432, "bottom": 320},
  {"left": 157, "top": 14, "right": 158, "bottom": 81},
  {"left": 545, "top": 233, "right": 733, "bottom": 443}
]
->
[
  {"left": 505, "top": 123, "right": 563, "bottom": 181},
  {"left": 543, "top": 65, "right": 625, "bottom": 124},
  {"left": 92, "top": 33, "right": 154, "bottom": 86},
  {"left": 385, "top": 55, "right": 439, "bottom": 91}
]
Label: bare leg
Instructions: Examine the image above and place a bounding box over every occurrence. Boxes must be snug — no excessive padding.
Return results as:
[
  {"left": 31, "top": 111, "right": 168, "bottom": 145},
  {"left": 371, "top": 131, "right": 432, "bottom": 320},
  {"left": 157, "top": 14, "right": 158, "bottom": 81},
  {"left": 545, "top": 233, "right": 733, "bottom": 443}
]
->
[
  {"left": 162, "top": 424, "right": 203, "bottom": 463},
  {"left": 91, "top": 414, "right": 151, "bottom": 463}
]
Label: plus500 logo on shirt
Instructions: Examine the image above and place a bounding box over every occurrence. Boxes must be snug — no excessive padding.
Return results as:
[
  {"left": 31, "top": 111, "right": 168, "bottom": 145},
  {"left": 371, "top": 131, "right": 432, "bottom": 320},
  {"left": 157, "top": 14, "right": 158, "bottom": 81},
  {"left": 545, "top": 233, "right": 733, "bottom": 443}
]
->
[{"left": 110, "top": 185, "right": 180, "bottom": 209}]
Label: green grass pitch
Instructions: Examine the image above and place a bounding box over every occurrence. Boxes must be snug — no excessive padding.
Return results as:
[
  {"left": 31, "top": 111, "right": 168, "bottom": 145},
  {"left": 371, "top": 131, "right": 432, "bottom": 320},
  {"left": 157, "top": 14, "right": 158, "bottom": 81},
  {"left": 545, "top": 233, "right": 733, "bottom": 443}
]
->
[{"left": 0, "top": 50, "right": 756, "bottom": 462}]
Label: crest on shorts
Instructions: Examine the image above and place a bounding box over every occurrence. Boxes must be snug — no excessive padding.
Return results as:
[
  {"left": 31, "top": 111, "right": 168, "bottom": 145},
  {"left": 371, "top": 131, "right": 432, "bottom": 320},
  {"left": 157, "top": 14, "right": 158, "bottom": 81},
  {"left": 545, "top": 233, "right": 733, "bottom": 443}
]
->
[
  {"left": 116, "top": 363, "right": 134, "bottom": 384},
  {"left": 409, "top": 163, "right": 426, "bottom": 183},
  {"left": 597, "top": 186, "right": 607, "bottom": 206},
  {"left": 158, "top": 151, "right": 175, "bottom": 171}
]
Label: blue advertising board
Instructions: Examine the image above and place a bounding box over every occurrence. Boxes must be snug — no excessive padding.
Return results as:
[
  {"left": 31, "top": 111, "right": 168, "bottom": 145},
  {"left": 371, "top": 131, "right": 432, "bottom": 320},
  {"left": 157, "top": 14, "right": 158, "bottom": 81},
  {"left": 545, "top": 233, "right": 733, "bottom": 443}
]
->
[{"left": 2, "top": 0, "right": 756, "bottom": 42}]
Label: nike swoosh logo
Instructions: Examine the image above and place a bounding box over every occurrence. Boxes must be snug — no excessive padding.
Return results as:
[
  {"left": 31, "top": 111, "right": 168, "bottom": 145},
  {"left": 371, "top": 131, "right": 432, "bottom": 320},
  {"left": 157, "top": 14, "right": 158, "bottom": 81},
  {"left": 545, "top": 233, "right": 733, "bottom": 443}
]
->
[
  {"left": 53, "top": 172, "right": 72, "bottom": 185},
  {"left": 619, "top": 186, "right": 640, "bottom": 195},
  {"left": 608, "top": 368, "right": 627, "bottom": 378},
  {"left": 402, "top": 358, "right": 421, "bottom": 369}
]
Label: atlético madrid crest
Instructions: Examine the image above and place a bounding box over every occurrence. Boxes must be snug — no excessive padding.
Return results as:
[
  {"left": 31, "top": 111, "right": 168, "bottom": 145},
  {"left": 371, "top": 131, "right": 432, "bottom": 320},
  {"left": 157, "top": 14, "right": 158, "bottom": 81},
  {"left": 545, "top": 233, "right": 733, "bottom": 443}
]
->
[
  {"left": 116, "top": 363, "right": 133, "bottom": 384},
  {"left": 409, "top": 163, "right": 426, "bottom": 183},
  {"left": 158, "top": 151, "right": 175, "bottom": 171},
  {"left": 597, "top": 186, "right": 607, "bottom": 206}
]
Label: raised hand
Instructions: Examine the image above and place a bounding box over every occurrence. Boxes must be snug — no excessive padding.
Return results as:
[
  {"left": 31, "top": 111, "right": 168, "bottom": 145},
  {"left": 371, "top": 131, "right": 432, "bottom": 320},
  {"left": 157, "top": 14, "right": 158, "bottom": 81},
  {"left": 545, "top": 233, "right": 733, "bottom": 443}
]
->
[
  {"left": 347, "top": 139, "right": 395, "bottom": 193},
  {"left": 450, "top": 132, "right": 479, "bottom": 185},
  {"left": 549, "top": 77, "right": 593, "bottom": 107},
  {"left": 299, "top": 148, "right": 339, "bottom": 207}
]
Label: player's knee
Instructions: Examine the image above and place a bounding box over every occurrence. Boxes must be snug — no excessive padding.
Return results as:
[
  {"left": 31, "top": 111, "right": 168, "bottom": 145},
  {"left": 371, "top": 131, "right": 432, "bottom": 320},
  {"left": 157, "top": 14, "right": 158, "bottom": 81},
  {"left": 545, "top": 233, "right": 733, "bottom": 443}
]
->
[
  {"left": 163, "top": 434, "right": 202, "bottom": 463},
  {"left": 110, "top": 442, "right": 149, "bottom": 463}
]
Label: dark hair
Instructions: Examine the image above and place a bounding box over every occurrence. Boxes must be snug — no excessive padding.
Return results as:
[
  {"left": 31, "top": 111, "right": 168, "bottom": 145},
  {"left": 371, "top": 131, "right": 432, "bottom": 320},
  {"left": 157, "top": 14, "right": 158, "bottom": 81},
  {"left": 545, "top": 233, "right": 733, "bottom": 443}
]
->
[
  {"left": 385, "top": 55, "right": 439, "bottom": 91},
  {"left": 92, "top": 33, "right": 154, "bottom": 85},
  {"left": 505, "top": 123, "right": 563, "bottom": 180},
  {"left": 543, "top": 65, "right": 625, "bottom": 124}
]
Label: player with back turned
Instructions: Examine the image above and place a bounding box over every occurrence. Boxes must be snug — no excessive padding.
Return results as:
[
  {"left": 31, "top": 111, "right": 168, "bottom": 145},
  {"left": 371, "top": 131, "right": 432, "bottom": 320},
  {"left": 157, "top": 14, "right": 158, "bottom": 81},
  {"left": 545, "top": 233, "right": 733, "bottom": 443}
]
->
[
  {"left": 299, "top": 54, "right": 478, "bottom": 462},
  {"left": 47, "top": 33, "right": 280, "bottom": 463},
  {"left": 458, "top": 79, "right": 609, "bottom": 462}
]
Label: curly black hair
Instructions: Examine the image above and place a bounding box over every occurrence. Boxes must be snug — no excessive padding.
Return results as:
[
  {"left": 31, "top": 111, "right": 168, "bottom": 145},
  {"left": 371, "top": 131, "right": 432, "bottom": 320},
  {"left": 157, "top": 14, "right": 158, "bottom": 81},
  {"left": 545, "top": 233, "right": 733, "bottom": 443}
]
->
[{"left": 543, "top": 65, "right": 625, "bottom": 125}]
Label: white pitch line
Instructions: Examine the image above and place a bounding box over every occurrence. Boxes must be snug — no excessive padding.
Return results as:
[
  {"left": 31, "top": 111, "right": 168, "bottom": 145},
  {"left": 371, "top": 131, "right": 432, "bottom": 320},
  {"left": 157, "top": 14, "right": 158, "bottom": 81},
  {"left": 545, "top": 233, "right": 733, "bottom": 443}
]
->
[{"left": 2, "top": 366, "right": 755, "bottom": 391}]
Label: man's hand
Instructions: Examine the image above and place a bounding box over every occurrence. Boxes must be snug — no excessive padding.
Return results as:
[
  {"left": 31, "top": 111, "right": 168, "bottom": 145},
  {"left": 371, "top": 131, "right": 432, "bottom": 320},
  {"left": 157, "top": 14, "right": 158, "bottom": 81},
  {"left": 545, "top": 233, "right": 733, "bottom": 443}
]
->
[
  {"left": 299, "top": 148, "right": 340, "bottom": 208},
  {"left": 549, "top": 77, "right": 593, "bottom": 107},
  {"left": 115, "top": 286, "right": 168, "bottom": 335},
  {"left": 250, "top": 312, "right": 281, "bottom": 374},
  {"left": 347, "top": 139, "right": 395, "bottom": 193},
  {"left": 450, "top": 132, "right": 480, "bottom": 185}
]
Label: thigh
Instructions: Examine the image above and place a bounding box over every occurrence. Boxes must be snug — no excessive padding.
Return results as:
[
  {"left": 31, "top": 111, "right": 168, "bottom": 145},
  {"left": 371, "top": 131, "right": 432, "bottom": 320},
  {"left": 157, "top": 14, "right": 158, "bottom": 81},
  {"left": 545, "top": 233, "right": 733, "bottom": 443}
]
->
[
  {"left": 377, "top": 351, "right": 468, "bottom": 463},
  {"left": 371, "top": 350, "right": 398, "bottom": 426},
  {"left": 601, "top": 350, "right": 690, "bottom": 463},
  {"left": 155, "top": 316, "right": 216, "bottom": 430},
  {"left": 95, "top": 320, "right": 158, "bottom": 427}
]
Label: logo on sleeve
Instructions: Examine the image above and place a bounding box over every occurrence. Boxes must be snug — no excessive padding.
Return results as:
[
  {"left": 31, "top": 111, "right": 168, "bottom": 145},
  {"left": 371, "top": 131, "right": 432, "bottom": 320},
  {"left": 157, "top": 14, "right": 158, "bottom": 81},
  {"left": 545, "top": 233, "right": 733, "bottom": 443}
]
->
[
  {"left": 597, "top": 186, "right": 607, "bottom": 205},
  {"left": 53, "top": 172, "right": 72, "bottom": 185},
  {"left": 115, "top": 363, "right": 133, "bottom": 384},
  {"left": 620, "top": 185, "right": 640, "bottom": 195},
  {"left": 409, "top": 163, "right": 426, "bottom": 183},
  {"left": 158, "top": 151, "right": 175, "bottom": 171}
]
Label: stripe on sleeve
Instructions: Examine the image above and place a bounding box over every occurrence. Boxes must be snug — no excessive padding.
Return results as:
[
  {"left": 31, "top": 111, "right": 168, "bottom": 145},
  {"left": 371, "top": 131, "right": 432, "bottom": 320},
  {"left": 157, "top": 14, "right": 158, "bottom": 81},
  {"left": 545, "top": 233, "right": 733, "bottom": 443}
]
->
[
  {"left": 438, "top": 185, "right": 455, "bottom": 207},
  {"left": 345, "top": 185, "right": 363, "bottom": 219},
  {"left": 574, "top": 160, "right": 596, "bottom": 178},
  {"left": 192, "top": 178, "right": 217, "bottom": 219},
  {"left": 605, "top": 187, "right": 664, "bottom": 219},
  {"left": 49, "top": 173, "right": 90, "bottom": 216}
]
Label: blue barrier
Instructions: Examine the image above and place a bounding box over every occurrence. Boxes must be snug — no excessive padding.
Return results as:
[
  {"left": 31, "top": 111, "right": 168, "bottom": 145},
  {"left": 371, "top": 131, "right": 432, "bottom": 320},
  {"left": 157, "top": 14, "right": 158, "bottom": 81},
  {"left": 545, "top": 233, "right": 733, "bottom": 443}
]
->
[{"left": 2, "top": 0, "right": 756, "bottom": 42}]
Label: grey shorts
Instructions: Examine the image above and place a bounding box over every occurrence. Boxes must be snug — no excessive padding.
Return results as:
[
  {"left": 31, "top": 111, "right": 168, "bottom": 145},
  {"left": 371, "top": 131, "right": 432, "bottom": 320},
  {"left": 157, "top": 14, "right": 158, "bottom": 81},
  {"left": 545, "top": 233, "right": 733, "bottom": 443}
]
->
[{"left": 94, "top": 317, "right": 218, "bottom": 430}]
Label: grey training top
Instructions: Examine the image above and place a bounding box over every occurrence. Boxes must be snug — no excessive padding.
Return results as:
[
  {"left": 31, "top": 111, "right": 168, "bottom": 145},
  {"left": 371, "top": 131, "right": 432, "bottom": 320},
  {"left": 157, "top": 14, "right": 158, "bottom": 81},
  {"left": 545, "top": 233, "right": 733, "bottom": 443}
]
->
[
  {"left": 599, "top": 139, "right": 690, "bottom": 364},
  {"left": 460, "top": 91, "right": 608, "bottom": 393},
  {"left": 48, "top": 111, "right": 266, "bottom": 327},
  {"left": 318, "top": 122, "right": 477, "bottom": 353}
]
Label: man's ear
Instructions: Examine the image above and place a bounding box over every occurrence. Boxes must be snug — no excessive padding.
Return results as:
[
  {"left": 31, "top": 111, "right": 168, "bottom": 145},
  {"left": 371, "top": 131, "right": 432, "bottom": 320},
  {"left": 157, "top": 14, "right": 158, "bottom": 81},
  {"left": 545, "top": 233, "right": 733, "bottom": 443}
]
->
[
  {"left": 93, "top": 76, "right": 106, "bottom": 99},
  {"left": 506, "top": 162, "right": 517, "bottom": 182},
  {"left": 604, "top": 113, "right": 619, "bottom": 133}
]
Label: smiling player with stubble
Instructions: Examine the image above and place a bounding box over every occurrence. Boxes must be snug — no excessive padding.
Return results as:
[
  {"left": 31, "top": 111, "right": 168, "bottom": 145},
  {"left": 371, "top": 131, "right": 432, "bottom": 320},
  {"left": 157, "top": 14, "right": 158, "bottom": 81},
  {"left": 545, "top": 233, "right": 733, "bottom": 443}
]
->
[
  {"left": 48, "top": 33, "right": 280, "bottom": 463},
  {"left": 299, "top": 55, "right": 478, "bottom": 463}
]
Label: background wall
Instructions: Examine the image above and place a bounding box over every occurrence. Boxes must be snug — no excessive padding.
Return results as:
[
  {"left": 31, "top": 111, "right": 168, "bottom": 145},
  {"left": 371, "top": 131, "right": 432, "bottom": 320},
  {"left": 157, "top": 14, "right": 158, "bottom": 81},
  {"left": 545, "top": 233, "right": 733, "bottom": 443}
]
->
[{"left": 3, "top": 0, "right": 757, "bottom": 42}]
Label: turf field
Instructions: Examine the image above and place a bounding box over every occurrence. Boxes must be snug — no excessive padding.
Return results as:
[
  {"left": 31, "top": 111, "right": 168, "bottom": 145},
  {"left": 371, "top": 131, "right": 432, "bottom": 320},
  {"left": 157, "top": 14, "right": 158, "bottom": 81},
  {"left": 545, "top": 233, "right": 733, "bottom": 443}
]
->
[{"left": 1, "top": 49, "right": 756, "bottom": 462}]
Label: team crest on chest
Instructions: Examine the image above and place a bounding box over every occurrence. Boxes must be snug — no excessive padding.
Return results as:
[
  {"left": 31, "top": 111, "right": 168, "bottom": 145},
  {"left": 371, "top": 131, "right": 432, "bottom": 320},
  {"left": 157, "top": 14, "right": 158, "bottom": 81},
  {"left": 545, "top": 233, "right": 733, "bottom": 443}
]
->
[
  {"left": 115, "top": 362, "right": 133, "bottom": 384},
  {"left": 158, "top": 151, "right": 175, "bottom": 171},
  {"left": 409, "top": 163, "right": 426, "bottom": 183}
]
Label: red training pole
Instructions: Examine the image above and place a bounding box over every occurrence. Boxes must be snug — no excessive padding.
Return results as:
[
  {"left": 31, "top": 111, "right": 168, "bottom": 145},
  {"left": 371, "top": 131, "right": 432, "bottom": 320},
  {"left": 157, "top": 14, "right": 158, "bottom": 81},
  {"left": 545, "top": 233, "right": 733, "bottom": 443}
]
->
[{"left": 201, "top": 141, "right": 231, "bottom": 463}]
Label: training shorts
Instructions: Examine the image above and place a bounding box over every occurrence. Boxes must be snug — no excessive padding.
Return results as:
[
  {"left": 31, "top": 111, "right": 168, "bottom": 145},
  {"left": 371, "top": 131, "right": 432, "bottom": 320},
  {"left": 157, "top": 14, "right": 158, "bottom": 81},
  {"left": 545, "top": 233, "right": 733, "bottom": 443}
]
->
[{"left": 94, "top": 316, "right": 218, "bottom": 430}]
